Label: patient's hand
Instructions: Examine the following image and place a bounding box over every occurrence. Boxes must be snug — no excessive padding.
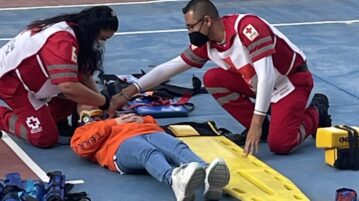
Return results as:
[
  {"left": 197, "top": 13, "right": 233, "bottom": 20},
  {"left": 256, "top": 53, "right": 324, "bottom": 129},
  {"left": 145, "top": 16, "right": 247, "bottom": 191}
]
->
[{"left": 115, "top": 113, "right": 144, "bottom": 124}]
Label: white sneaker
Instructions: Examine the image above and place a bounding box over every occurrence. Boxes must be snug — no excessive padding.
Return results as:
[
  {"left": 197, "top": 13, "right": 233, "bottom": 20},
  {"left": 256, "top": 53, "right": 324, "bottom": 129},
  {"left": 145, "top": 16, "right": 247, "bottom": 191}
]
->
[
  {"left": 171, "top": 162, "right": 205, "bottom": 201},
  {"left": 204, "top": 158, "right": 230, "bottom": 200}
]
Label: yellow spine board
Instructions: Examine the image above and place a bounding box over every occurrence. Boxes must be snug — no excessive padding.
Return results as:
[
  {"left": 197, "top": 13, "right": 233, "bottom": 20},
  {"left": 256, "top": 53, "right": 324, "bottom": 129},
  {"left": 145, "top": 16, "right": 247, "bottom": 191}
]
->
[
  {"left": 316, "top": 126, "right": 359, "bottom": 149},
  {"left": 179, "top": 136, "right": 310, "bottom": 201}
]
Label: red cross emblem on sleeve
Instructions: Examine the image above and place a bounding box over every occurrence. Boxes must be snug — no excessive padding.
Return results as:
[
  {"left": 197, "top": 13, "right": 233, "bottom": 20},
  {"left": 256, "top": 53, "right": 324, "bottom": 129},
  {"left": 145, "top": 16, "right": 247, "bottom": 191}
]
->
[{"left": 243, "top": 24, "right": 259, "bottom": 41}]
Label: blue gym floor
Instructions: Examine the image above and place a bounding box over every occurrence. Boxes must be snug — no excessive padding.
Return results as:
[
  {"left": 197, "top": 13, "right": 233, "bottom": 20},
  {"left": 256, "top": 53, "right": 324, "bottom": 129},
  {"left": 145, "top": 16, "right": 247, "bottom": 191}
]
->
[{"left": 1, "top": 0, "right": 359, "bottom": 200}]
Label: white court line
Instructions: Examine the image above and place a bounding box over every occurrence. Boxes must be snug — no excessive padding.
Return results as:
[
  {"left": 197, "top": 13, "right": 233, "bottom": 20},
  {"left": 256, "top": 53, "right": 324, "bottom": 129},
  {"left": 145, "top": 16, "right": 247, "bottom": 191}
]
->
[
  {"left": 115, "top": 28, "right": 187, "bottom": 36},
  {"left": 1, "top": 132, "right": 84, "bottom": 184},
  {"left": 2, "top": 132, "right": 50, "bottom": 182},
  {"left": 0, "top": 19, "right": 359, "bottom": 42},
  {"left": 0, "top": 0, "right": 187, "bottom": 11},
  {"left": 112, "top": 19, "right": 359, "bottom": 35},
  {"left": 273, "top": 19, "right": 359, "bottom": 26}
]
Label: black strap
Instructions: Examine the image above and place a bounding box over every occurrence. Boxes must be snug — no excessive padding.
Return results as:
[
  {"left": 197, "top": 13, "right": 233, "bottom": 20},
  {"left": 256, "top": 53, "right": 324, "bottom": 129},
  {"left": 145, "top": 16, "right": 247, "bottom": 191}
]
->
[
  {"left": 99, "top": 72, "right": 207, "bottom": 98},
  {"left": 152, "top": 75, "right": 207, "bottom": 97},
  {"left": 99, "top": 94, "right": 110, "bottom": 110},
  {"left": 333, "top": 125, "right": 359, "bottom": 170},
  {"left": 1, "top": 191, "right": 21, "bottom": 201},
  {"left": 23, "top": 195, "right": 38, "bottom": 201},
  {"left": 65, "top": 191, "right": 91, "bottom": 201},
  {"left": 161, "top": 121, "right": 248, "bottom": 146},
  {"left": 182, "top": 103, "right": 195, "bottom": 113},
  {"left": 161, "top": 121, "right": 221, "bottom": 137}
]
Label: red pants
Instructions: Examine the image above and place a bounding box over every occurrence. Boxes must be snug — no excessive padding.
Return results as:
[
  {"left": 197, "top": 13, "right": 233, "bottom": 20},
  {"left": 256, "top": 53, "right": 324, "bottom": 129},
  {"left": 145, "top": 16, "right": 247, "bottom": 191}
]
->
[
  {"left": 0, "top": 72, "right": 75, "bottom": 148},
  {"left": 203, "top": 67, "right": 319, "bottom": 154}
]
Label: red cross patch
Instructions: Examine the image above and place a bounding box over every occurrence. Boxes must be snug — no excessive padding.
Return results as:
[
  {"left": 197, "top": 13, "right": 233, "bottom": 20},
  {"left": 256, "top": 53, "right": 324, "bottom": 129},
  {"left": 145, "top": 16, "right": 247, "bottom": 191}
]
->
[{"left": 242, "top": 24, "right": 259, "bottom": 41}]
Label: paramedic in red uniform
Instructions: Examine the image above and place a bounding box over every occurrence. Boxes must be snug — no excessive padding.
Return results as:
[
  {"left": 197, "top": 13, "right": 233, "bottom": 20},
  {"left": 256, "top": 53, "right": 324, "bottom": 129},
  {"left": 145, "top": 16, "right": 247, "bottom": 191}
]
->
[
  {"left": 110, "top": 0, "right": 332, "bottom": 155},
  {"left": 0, "top": 6, "right": 118, "bottom": 148}
]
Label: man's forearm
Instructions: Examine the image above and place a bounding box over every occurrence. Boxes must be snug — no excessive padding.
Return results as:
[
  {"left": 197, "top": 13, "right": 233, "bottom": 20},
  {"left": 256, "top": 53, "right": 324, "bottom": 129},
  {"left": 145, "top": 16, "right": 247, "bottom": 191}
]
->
[{"left": 136, "top": 56, "right": 192, "bottom": 91}]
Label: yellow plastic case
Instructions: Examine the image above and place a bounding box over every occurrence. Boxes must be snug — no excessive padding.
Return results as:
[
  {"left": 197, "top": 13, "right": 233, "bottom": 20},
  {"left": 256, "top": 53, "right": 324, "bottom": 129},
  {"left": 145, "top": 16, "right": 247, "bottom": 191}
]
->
[
  {"left": 324, "top": 148, "right": 337, "bottom": 166},
  {"left": 316, "top": 126, "right": 359, "bottom": 148}
]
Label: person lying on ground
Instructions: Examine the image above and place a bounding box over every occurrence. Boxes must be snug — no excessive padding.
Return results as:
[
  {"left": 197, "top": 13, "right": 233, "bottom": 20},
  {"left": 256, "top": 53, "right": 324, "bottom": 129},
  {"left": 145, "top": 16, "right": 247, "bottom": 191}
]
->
[{"left": 70, "top": 106, "right": 230, "bottom": 201}]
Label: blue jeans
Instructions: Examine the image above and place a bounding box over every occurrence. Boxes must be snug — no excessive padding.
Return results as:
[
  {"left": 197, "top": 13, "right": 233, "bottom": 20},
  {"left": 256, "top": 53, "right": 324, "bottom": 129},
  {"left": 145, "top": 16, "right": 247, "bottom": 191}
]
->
[{"left": 115, "top": 132, "right": 207, "bottom": 185}]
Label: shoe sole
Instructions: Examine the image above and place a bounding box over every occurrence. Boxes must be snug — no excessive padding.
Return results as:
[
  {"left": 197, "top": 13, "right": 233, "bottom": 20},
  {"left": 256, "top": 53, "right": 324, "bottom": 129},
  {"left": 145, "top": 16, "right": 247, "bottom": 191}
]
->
[
  {"left": 204, "top": 160, "right": 230, "bottom": 200},
  {"left": 182, "top": 167, "right": 205, "bottom": 201}
]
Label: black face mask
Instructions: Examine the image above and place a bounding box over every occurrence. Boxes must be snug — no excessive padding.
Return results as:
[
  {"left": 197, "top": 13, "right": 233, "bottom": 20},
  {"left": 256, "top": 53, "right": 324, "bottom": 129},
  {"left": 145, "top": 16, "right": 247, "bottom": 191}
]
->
[{"left": 189, "top": 32, "right": 209, "bottom": 47}]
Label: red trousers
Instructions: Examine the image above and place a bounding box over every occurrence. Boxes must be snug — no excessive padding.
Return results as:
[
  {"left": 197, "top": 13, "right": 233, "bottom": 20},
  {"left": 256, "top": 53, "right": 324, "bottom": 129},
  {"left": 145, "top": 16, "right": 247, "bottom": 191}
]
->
[
  {"left": 203, "top": 68, "right": 319, "bottom": 154},
  {"left": 0, "top": 71, "right": 75, "bottom": 148}
]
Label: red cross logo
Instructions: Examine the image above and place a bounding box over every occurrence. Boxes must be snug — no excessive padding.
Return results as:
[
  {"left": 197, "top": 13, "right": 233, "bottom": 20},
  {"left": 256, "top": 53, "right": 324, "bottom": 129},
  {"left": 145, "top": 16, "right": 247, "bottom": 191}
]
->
[
  {"left": 26, "top": 116, "right": 40, "bottom": 129},
  {"left": 243, "top": 24, "right": 259, "bottom": 41},
  {"left": 245, "top": 27, "right": 252, "bottom": 34}
]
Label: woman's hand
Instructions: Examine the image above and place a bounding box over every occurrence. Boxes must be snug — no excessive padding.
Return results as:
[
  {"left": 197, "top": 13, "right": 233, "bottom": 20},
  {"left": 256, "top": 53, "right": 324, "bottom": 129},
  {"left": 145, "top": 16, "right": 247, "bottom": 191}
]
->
[{"left": 114, "top": 113, "right": 144, "bottom": 124}]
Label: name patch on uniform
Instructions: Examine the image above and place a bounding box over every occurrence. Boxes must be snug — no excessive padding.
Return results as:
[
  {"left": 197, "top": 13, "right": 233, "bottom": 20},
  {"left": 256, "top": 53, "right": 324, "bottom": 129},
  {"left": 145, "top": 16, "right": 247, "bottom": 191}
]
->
[
  {"left": 243, "top": 24, "right": 259, "bottom": 41},
  {"left": 71, "top": 46, "right": 77, "bottom": 63}
]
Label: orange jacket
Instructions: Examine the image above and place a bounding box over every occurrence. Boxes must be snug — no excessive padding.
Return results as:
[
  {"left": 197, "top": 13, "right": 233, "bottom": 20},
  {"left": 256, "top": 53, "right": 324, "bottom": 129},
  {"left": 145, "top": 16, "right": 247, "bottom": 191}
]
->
[{"left": 70, "top": 116, "right": 164, "bottom": 171}]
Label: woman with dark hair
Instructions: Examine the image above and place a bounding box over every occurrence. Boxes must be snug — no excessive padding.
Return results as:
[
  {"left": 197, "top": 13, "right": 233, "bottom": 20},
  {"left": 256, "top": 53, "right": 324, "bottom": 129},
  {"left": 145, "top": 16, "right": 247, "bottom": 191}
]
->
[{"left": 0, "top": 6, "right": 118, "bottom": 148}]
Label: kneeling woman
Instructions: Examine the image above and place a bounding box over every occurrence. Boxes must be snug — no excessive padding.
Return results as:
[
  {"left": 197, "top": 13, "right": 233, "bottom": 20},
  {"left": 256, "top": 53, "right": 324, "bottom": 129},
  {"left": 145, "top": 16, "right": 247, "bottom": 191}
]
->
[{"left": 0, "top": 6, "right": 118, "bottom": 147}]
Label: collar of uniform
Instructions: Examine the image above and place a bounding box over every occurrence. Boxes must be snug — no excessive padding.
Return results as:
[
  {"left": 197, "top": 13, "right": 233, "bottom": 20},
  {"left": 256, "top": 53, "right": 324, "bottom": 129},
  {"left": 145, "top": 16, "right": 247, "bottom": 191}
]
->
[{"left": 209, "top": 16, "right": 237, "bottom": 51}]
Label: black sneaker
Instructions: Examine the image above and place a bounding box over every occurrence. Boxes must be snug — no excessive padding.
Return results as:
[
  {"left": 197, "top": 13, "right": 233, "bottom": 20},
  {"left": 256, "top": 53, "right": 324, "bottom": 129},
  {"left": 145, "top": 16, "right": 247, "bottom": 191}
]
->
[
  {"left": 310, "top": 93, "right": 332, "bottom": 128},
  {"left": 224, "top": 115, "right": 270, "bottom": 146}
]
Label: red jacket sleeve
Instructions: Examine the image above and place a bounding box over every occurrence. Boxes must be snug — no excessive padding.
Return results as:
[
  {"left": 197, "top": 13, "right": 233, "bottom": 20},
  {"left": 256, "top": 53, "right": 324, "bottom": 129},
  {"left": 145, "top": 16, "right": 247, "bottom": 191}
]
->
[
  {"left": 238, "top": 16, "right": 276, "bottom": 62},
  {"left": 40, "top": 31, "right": 80, "bottom": 84},
  {"left": 180, "top": 45, "right": 209, "bottom": 68},
  {"left": 70, "top": 119, "right": 117, "bottom": 159}
]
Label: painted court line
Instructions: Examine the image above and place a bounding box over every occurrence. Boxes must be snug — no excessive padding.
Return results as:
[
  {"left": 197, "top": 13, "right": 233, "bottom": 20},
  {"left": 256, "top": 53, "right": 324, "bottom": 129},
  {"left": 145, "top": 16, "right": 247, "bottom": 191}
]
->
[
  {"left": 0, "top": 19, "right": 358, "bottom": 42},
  {"left": 273, "top": 19, "right": 359, "bottom": 26},
  {"left": 2, "top": 132, "right": 50, "bottom": 182},
  {"left": 0, "top": 0, "right": 187, "bottom": 11},
  {"left": 2, "top": 132, "right": 85, "bottom": 184},
  {"left": 115, "top": 28, "right": 187, "bottom": 36},
  {"left": 115, "top": 19, "right": 359, "bottom": 36}
]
